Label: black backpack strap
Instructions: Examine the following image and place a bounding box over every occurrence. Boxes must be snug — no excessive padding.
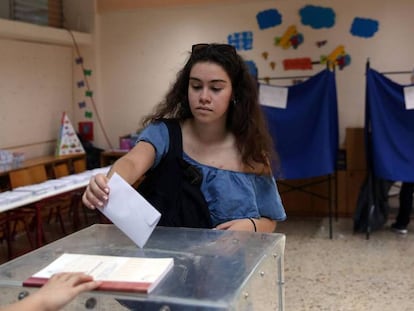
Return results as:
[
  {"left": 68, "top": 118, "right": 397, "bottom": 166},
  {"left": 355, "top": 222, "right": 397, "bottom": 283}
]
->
[
  {"left": 137, "top": 118, "right": 211, "bottom": 228},
  {"left": 162, "top": 119, "right": 203, "bottom": 186}
]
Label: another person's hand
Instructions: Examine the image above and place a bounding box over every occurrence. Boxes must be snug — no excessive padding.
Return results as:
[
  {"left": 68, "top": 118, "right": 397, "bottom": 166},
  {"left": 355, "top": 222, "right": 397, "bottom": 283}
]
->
[
  {"left": 1, "top": 272, "right": 101, "bottom": 311},
  {"left": 34, "top": 272, "right": 101, "bottom": 311},
  {"left": 82, "top": 173, "right": 110, "bottom": 209}
]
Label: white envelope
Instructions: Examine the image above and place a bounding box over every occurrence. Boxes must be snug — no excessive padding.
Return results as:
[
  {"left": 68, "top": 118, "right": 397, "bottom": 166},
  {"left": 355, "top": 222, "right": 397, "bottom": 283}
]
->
[{"left": 98, "top": 173, "right": 161, "bottom": 248}]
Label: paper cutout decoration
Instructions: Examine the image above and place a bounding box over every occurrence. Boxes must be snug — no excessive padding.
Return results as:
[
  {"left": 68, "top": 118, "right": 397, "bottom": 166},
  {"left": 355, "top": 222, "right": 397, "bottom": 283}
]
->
[
  {"left": 78, "top": 101, "right": 86, "bottom": 109},
  {"left": 316, "top": 40, "right": 327, "bottom": 48},
  {"left": 85, "top": 90, "right": 93, "bottom": 97},
  {"left": 256, "top": 9, "right": 282, "bottom": 30},
  {"left": 85, "top": 111, "right": 93, "bottom": 118},
  {"left": 320, "top": 45, "right": 351, "bottom": 70},
  {"left": 77, "top": 81, "right": 85, "bottom": 88},
  {"left": 75, "top": 57, "right": 83, "bottom": 64},
  {"left": 56, "top": 112, "right": 85, "bottom": 156},
  {"left": 350, "top": 17, "right": 379, "bottom": 38},
  {"left": 299, "top": 5, "right": 336, "bottom": 29},
  {"left": 227, "top": 31, "right": 253, "bottom": 51},
  {"left": 283, "top": 58, "right": 313, "bottom": 70},
  {"left": 262, "top": 52, "right": 269, "bottom": 60},
  {"left": 83, "top": 69, "right": 92, "bottom": 76},
  {"left": 274, "top": 25, "right": 303, "bottom": 49},
  {"left": 270, "top": 62, "right": 276, "bottom": 70}
]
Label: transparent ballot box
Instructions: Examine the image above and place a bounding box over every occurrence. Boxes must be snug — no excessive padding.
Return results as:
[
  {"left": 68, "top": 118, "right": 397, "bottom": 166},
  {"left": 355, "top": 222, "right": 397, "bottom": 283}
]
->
[{"left": 0, "top": 224, "right": 285, "bottom": 310}]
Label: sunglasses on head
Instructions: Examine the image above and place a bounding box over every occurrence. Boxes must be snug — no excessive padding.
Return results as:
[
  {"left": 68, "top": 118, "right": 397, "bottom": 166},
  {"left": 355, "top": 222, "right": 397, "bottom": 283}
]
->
[{"left": 191, "top": 43, "right": 237, "bottom": 55}]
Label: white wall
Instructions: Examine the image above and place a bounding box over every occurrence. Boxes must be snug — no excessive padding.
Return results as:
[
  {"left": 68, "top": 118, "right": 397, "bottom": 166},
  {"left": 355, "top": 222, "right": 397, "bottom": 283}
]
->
[{"left": 95, "top": 0, "right": 414, "bottom": 149}]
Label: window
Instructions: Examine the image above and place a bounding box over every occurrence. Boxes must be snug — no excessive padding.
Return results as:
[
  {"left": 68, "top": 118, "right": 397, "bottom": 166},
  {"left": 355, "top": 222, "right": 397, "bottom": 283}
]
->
[{"left": 10, "top": 0, "right": 62, "bottom": 28}]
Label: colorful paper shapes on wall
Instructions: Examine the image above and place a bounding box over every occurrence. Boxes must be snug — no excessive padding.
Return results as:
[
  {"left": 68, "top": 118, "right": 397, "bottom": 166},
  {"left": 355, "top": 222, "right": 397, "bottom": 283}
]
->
[
  {"left": 75, "top": 57, "right": 83, "bottom": 64},
  {"left": 56, "top": 112, "right": 85, "bottom": 156},
  {"left": 270, "top": 62, "right": 276, "bottom": 70},
  {"left": 78, "top": 121, "right": 94, "bottom": 141},
  {"left": 274, "top": 25, "right": 304, "bottom": 49},
  {"left": 283, "top": 58, "right": 313, "bottom": 70},
  {"left": 77, "top": 80, "right": 85, "bottom": 88},
  {"left": 85, "top": 111, "right": 93, "bottom": 118},
  {"left": 245, "top": 60, "right": 258, "bottom": 78},
  {"left": 83, "top": 69, "right": 92, "bottom": 76},
  {"left": 350, "top": 17, "right": 379, "bottom": 38},
  {"left": 299, "top": 5, "right": 335, "bottom": 29},
  {"left": 227, "top": 31, "right": 253, "bottom": 51},
  {"left": 256, "top": 9, "right": 282, "bottom": 30},
  {"left": 262, "top": 52, "right": 269, "bottom": 60},
  {"left": 316, "top": 40, "right": 327, "bottom": 48},
  {"left": 78, "top": 101, "right": 86, "bottom": 109},
  {"left": 85, "top": 90, "right": 93, "bottom": 97},
  {"left": 320, "top": 45, "right": 351, "bottom": 70}
]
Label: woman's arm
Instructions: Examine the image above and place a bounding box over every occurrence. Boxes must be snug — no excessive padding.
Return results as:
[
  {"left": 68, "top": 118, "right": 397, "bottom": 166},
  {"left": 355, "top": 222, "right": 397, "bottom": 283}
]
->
[{"left": 82, "top": 141, "right": 156, "bottom": 209}]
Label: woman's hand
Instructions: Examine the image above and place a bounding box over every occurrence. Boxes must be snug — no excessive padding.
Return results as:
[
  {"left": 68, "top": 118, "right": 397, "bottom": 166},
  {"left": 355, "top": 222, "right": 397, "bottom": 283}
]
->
[
  {"left": 82, "top": 173, "right": 110, "bottom": 210},
  {"left": 216, "top": 217, "right": 276, "bottom": 232},
  {"left": 216, "top": 218, "right": 256, "bottom": 232}
]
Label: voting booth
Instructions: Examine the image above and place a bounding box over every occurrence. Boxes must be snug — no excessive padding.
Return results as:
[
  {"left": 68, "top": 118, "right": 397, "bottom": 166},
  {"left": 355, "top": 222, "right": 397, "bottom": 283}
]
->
[{"left": 0, "top": 224, "right": 286, "bottom": 310}]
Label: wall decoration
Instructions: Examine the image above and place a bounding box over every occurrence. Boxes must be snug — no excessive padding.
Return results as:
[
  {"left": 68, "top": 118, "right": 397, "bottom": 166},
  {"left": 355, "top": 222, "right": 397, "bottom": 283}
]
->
[
  {"left": 316, "top": 40, "right": 327, "bottom": 48},
  {"left": 320, "top": 45, "right": 351, "bottom": 70},
  {"left": 256, "top": 9, "right": 282, "bottom": 30},
  {"left": 350, "top": 17, "right": 379, "bottom": 38},
  {"left": 283, "top": 58, "right": 313, "bottom": 70},
  {"left": 299, "top": 5, "right": 335, "bottom": 29},
  {"left": 79, "top": 121, "right": 94, "bottom": 141},
  {"left": 68, "top": 29, "right": 113, "bottom": 149},
  {"left": 227, "top": 31, "right": 253, "bottom": 51},
  {"left": 262, "top": 52, "right": 269, "bottom": 60},
  {"left": 274, "top": 25, "right": 303, "bottom": 49},
  {"left": 245, "top": 60, "right": 258, "bottom": 78},
  {"left": 56, "top": 112, "right": 85, "bottom": 156}
]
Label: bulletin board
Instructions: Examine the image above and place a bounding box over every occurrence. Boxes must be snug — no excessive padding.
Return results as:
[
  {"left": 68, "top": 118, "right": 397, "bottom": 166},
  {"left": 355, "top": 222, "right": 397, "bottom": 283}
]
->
[{"left": 0, "top": 38, "right": 72, "bottom": 150}]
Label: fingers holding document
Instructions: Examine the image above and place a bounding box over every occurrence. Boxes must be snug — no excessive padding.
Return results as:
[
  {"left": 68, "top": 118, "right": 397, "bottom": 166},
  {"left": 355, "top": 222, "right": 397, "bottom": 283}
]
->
[{"left": 82, "top": 173, "right": 110, "bottom": 209}]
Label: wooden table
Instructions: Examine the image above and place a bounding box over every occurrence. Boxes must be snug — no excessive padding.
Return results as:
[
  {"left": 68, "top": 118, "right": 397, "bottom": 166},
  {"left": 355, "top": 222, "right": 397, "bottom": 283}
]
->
[{"left": 0, "top": 167, "right": 109, "bottom": 250}]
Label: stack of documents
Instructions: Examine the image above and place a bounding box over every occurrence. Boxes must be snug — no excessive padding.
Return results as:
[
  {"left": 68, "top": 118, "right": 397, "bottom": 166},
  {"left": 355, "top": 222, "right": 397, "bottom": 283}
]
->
[
  {"left": 13, "top": 183, "right": 56, "bottom": 195},
  {"left": 0, "top": 191, "right": 33, "bottom": 205}
]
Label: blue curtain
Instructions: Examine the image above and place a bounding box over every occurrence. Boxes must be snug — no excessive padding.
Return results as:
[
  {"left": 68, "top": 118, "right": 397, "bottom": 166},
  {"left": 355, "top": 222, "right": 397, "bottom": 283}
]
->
[
  {"left": 261, "top": 69, "right": 339, "bottom": 179},
  {"left": 366, "top": 68, "right": 414, "bottom": 182}
]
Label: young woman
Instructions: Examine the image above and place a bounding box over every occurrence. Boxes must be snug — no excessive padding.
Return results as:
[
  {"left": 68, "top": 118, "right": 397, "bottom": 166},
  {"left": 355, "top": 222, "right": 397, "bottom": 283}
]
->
[{"left": 83, "top": 43, "right": 286, "bottom": 232}]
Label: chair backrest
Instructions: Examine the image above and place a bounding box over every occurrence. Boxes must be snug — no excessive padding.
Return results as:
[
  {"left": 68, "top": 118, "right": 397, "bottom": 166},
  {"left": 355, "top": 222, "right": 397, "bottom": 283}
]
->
[
  {"left": 73, "top": 158, "right": 86, "bottom": 173},
  {"left": 53, "top": 163, "right": 70, "bottom": 178},
  {"left": 9, "top": 169, "right": 32, "bottom": 189},
  {"left": 9, "top": 165, "right": 48, "bottom": 189}
]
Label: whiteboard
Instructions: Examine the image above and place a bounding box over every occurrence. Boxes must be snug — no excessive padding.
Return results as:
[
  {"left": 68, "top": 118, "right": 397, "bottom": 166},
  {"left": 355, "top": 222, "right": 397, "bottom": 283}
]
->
[{"left": 0, "top": 38, "right": 73, "bottom": 149}]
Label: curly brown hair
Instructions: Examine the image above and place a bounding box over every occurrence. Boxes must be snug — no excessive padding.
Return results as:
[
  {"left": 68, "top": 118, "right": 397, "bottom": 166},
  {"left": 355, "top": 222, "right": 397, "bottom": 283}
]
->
[{"left": 142, "top": 44, "right": 277, "bottom": 170}]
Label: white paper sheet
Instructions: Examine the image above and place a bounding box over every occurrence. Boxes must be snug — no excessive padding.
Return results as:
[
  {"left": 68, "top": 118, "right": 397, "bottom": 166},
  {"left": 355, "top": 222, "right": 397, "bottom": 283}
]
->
[
  {"left": 98, "top": 173, "right": 161, "bottom": 248},
  {"left": 403, "top": 86, "right": 414, "bottom": 110},
  {"left": 259, "top": 84, "right": 289, "bottom": 109}
]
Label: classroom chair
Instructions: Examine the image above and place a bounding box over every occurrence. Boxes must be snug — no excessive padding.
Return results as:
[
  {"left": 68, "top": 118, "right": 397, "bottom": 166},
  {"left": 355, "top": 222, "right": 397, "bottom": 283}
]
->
[{"left": 9, "top": 165, "right": 68, "bottom": 246}]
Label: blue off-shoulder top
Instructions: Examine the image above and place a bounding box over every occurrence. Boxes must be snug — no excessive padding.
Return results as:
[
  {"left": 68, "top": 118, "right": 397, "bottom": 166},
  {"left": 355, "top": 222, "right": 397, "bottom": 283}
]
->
[{"left": 136, "top": 122, "right": 286, "bottom": 227}]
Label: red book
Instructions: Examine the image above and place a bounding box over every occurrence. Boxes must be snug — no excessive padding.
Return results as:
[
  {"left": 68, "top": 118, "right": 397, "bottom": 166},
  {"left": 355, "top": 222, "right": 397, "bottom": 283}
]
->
[{"left": 23, "top": 253, "right": 174, "bottom": 294}]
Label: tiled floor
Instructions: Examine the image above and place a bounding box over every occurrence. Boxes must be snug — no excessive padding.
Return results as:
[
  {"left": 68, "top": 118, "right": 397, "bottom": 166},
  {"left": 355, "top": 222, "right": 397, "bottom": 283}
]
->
[{"left": 277, "top": 215, "right": 414, "bottom": 311}]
